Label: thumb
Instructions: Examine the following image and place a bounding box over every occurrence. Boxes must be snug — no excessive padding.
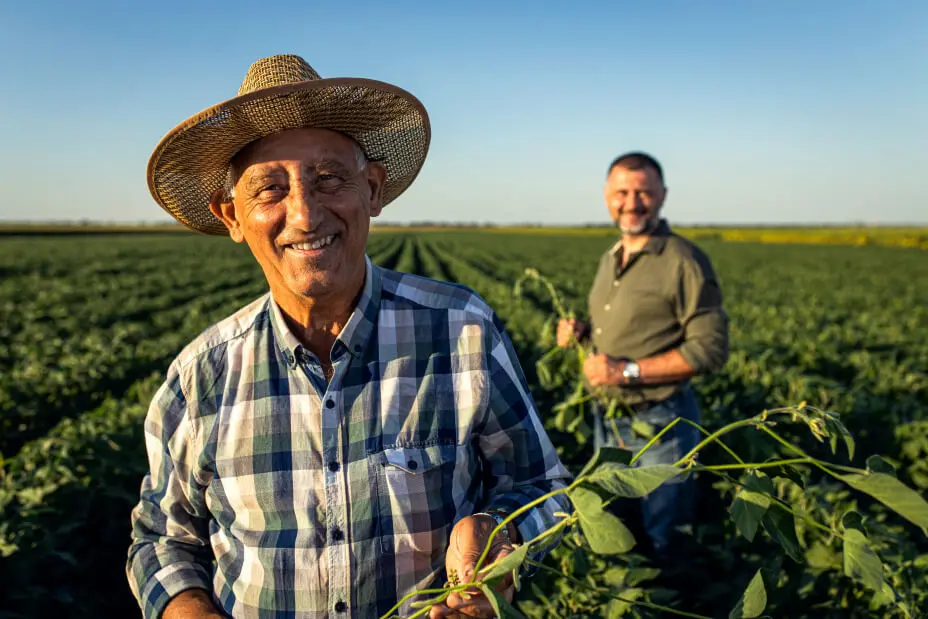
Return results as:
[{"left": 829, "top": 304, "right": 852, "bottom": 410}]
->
[{"left": 463, "top": 560, "right": 477, "bottom": 582}]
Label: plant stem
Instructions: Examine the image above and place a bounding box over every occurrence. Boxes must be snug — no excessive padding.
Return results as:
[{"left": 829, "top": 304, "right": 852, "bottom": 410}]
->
[
  {"left": 678, "top": 417, "right": 746, "bottom": 465},
  {"left": 471, "top": 484, "right": 577, "bottom": 578},
  {"left": 608, "top": 416, "right": 626, "bottom": 449},
  {"left": 699, "top": 457, "right": 814, "bottom": 472},
  {"left": 378, "top": 588, "right": 454, "bottom": 619},
  {"left": 674, "top": 419, "right": 758, "bottom": 467},
  {"left": 630, "top": 416, "right": 683, "bottom": 465},
  {"left": 757, "top": 425, "right": 844, "bottom": 479},
  {"left": 717, "top": 470, "right": 844, "bottom": 542}
]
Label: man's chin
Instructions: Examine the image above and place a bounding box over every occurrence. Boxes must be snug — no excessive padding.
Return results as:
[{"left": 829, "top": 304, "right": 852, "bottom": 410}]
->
[{"left": 619, "top": 222, "right": 650, "bottom": 235}]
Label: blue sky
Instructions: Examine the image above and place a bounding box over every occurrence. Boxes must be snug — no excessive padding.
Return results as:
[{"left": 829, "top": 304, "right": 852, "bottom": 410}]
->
[{"left": 1, "top": 1, "right": 925, "bottom": 226}]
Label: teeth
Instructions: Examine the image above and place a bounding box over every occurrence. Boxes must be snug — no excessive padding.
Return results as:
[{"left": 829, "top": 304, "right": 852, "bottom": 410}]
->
[{"left": 293, "top": 235, "right": 335, "bottom": 251}]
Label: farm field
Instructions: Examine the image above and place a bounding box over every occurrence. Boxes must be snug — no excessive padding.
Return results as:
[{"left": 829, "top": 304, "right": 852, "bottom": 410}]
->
[{"left": 0, "top": 230, "right": 926, "bottom": 618}]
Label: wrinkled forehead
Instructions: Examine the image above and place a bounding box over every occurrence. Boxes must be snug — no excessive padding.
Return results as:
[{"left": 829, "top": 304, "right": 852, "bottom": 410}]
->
[{"left": 231, "top": 128, "right": 364, "bottom": 174}]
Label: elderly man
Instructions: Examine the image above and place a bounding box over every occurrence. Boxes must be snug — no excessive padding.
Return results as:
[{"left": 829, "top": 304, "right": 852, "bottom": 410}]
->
[
  {"left": 556, "top": 152, "right": 729, "bottom": 563},
  {"left": 127, "top": 54, "right": 571, "bottom": 619}
]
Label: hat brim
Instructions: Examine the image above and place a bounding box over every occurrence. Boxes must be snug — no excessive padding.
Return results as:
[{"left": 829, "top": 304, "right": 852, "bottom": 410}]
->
[{"left": 147, "top": 77, "right": 431, "bottom": 235}]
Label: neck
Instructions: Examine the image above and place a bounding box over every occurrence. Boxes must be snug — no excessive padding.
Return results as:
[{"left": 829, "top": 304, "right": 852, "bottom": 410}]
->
[
  {"left": 621, "top": 236, "right": 648, "bottom": 255},
  {"left": 620, "top": 217, "right": 662, "bottom": 252},
  {"left": 273, "top": 265, "right": 366, "bottom": 363}
]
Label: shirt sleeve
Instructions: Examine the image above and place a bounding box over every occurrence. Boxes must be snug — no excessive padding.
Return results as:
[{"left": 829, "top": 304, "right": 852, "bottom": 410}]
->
[
  {"left": 674, "top": 252, "right": 730, "bottom": 374},
  {"left": 126, "top": 360, "right": 216, "bottom": 619},
  {"left": 477, "top": 312, "right": 574, "bottom": 573}
]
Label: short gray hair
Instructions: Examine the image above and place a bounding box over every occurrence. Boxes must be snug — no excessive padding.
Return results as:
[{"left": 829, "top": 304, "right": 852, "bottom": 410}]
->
[{"left": 220, "top": 139, "right": 369, "bottom": 201}]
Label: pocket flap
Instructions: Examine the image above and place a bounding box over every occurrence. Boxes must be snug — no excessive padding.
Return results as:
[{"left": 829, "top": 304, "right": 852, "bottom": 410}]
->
[{"left": 383, "top": 444, "right": 457, "bottom": 474}]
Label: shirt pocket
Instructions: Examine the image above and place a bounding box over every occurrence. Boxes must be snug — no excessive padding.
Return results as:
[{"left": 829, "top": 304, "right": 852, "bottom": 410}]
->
[{"left": 373, "top": 444, "right": 460, "bottom": 556}]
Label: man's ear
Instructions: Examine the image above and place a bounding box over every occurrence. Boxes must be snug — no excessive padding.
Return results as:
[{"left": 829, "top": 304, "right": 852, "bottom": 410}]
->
[
  {"left": 366, "top": 162, "right": 388, "bottom": 218},
  {"left": 208, "top": 189, "right": 245, "bottom": 242}
]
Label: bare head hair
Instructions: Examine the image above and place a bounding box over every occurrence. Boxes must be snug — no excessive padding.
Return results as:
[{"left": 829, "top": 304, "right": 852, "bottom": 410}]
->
[{"left": 606, "top": 152, "right": 665, "bottom": 185}]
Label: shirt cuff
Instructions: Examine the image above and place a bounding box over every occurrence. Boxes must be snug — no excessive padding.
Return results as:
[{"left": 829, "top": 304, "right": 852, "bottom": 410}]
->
[
  {"left": 139, "top": 561, "right": 215, "bottom": 619},
  {"left": 485, "top": 490, "right": 570, "bottom": 576}
]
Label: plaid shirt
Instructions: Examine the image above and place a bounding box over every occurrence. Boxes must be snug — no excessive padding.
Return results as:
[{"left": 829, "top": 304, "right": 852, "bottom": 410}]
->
[{"left": 126, "top": 256, "right": 573, "bottom": 619}]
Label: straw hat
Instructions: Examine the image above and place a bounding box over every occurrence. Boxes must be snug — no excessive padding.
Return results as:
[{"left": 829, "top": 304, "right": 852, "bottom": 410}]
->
[{"left": 146, "top": 54, "right": 431, "bottom": 235}]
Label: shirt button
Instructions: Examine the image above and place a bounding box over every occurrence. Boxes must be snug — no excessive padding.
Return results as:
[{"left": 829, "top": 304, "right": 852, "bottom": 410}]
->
[
  {"left": 613, "top": 281, "right": 620, "bottom": 287},
  {"left": 328, "top": 461, "right": 339, "bottom": 472},
  {"left": 326, "top": 399, "right": 335, "bottom": 409},
  {"left": 407, "top": 459, "right": 418, "bottom": 471},
  {"left": 335, "top": 601, "right": 347, "bottom": 613},
  {"left": 332, "top": 528, "right": 344, "bottom": 541},
  {"left": 595, "top": 327, "right": 602, "bottom": 335},
  {"left": 604, "top": 304, "right": 611, "bottom": 311}
]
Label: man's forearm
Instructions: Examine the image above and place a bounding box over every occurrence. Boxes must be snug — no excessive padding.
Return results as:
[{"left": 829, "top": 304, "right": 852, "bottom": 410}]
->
[
  {"left": 163, "top": 588, "right": 225, "bottom": 619},
  {"left": 634, "top": 348, "right": 697, "bottom": 385}
]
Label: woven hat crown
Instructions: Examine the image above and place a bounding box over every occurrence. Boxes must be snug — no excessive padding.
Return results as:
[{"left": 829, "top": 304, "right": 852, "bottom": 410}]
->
[{"left": 237, "top": 55, "right": 322, "bottom": 96}]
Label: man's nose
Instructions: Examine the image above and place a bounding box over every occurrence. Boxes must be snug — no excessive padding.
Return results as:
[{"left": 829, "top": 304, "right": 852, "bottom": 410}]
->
[{"left": 286, "top": 184, "right": 323, "bottom": 231}]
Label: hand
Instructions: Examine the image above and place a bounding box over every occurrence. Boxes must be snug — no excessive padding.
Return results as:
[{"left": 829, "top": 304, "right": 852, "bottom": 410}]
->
[
  {"left": 583, "top": 354, "right": 625, "bottom": 387},
  {"left": 429, "top": 515, "right": 516, "bottom": 618},
  {"left": 556, "top": 318, "right": 586, "bottom": 348}
]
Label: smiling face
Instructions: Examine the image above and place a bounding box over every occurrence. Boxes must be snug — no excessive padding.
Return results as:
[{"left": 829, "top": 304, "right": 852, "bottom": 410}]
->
[
  {"left": 604, "top": 165, "right": 666, "bottom": 236},
  {"left": 209, "top": 128, "right": 386, "bottom": 313}
]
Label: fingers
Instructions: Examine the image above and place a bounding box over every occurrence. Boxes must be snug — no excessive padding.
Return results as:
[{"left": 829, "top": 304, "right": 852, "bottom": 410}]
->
[{"left": 431, "top": 589, "right": 500, "bottom": 618}]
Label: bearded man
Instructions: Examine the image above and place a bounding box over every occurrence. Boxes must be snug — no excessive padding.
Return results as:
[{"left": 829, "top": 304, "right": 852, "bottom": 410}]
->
[{"left": 556, "top": 152, "right": 729, "bottom": 563}]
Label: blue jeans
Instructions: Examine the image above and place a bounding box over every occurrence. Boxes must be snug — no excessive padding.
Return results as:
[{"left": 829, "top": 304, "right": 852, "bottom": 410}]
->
[{"left": 591, "top": 385, "right": 701, "bottom": 557}]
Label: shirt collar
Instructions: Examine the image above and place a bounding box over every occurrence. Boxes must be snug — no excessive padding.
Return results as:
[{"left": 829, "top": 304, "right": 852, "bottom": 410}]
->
[{"left": 268, "top": 255, "right": 382, "bottom": 367}]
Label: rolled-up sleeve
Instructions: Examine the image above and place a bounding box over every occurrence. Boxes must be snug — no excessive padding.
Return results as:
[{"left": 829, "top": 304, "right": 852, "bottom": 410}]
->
[
  {"left": 477, "top": 313, "right": 573, "bottom": 567},
  {"left": 675, "top": 254, "right": 730, "bottom": 374},
  {"left": 126, "top": 361, "right": 214, "bottom": 619}
]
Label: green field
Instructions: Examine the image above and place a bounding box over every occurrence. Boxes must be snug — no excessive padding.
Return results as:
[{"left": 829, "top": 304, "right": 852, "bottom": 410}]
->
[{"left": 0, "top": 230, "right": 926, "bottom": 618}]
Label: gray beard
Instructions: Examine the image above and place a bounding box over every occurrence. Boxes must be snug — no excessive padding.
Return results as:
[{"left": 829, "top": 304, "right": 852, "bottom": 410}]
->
[{"left": 618, "top": 216, "right": 658, "bottom": 235}]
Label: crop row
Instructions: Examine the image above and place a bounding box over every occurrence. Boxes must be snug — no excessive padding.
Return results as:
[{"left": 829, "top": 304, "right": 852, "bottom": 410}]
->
[
  {"left": 0, "top": 232, "right": 926, "bottom": 618},
  {"left": 0, "top": 235, "right": 400, "bottom": 457}
]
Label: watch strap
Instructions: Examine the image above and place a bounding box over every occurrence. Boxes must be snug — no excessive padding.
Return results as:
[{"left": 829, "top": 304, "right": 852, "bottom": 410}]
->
[{"left": 475, "top": 510, "right": 513, "bottom": 544}]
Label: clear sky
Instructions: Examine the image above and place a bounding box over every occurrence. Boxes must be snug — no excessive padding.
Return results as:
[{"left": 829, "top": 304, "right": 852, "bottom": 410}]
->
[{"left": 1, "top": 1, "right": 925, "bottom": 226}]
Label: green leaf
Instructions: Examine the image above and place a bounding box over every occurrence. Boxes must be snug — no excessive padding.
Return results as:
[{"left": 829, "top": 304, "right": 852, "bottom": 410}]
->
[
  {"left": 730, "top": 471, "right": 773, "bottom": 542},
  {"left": 480, "top": 543, "right": 531, "bottom": 583},
  {"left": 837, "top": 471, "right": 928, "bottom": 534},
  {"left": 601, "top": 566, "right": 628, "bottom": 587},
  {"left": 842, "top": 528, "right": 887, "bottom": 593},
  {"left": 625, "top": 566, "right": 661, "bottom": 587},
  {"left": 586, "top": 463, "right": 680, "bottom": 498},
  {"left": 822, "top": 412, "right": 855, "bottom": 461},
  {"left": 762, "top": 456, "right": 805, "bottom": 489},
  {"left": 806, "top": 541, "right": 840, "bottom": 570},
  {"left": 842, "top": 510, "right": 865, "bottom": 533},
  {"left": 728, "top": 569, "right": 767, "bottom": 618},
  {"left": 569, "top": 545, "right": 591, "bottom": 577},
  {"left": 761, "top": 507, "right": 804, "bottom": 563},
  {"left": 631, "top": 419, "right": 655, "bottom": 439},
  {"left": 571, "top": 486, "right": 636, "bottom": 555},
  {"left": 606, "top": 588, "right": 644, "bottom": 618},
  {"left": 478, "top": 583, "right": 526, "bottom": 618},
  {"left": 576, "top": 446, "right": 633, "bottom": 480},
  {"left": 865, "top": 455, "right": 896, "bottom": 477}
]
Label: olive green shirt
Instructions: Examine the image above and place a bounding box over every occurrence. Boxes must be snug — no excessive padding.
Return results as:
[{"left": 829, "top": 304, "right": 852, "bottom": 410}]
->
[{"left": 586, "top": 219, "right": 729, "bottom": 405}]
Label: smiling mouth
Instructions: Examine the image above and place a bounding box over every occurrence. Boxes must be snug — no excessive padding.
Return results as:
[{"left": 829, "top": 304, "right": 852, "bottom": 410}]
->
[{"left": 287, "top": 234, "right": 339, "bottom": 252}]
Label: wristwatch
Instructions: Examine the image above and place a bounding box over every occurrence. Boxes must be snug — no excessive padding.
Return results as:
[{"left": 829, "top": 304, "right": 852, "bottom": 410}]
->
[
  {"left": 622, "top": 360, "right": 641, "bottom": 385},
  {"left": 475, "top": 510, "right": 513, "bottom": 545}
]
